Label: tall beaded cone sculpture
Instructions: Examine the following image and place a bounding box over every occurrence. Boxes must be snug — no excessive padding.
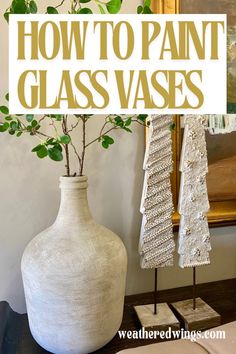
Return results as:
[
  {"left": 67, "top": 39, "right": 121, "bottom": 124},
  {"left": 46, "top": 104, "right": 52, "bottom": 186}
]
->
[
  {"left": 139, "top": 115, "right": 175, "bottom": 268},
  {"left": 171, "top": 116, "right": 221, "bottom": 331},
  {"left": 178, "top": 115, "right": 211, "bottom": 268},
  {"left": 135, "top": 115, "right": 179, "bottom": 332}
]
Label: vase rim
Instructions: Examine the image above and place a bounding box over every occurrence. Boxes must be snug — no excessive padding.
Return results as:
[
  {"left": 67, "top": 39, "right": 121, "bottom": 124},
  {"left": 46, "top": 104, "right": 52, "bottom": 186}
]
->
[
  {"left": 59, "top": 176, "right": 88, "bottom": 189},
  {"left": 60, "top": 175, "right": 87, "bottom": 180}
]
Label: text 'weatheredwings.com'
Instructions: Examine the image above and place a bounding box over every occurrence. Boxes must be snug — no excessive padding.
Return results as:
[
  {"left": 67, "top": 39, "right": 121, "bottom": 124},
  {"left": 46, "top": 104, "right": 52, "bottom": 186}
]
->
[{"left": 118, "top": 327, "right": 226, "bottom": 343}]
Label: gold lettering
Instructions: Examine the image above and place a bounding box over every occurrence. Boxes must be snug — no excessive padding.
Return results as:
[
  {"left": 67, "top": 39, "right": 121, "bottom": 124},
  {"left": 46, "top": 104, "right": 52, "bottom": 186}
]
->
[
  {"left": 39, "top": 71, "right": 58, "bottom": 108},
  {"left": 133, "top": 71, "right": 154, "bottom": 109},
  {"left": 18, "top": 70, "right": 38, "bottom": 108},
  {"left": 18, "top": 21, "right": 39, "bottom": 60},
  {"left": 94, "top": 21, "right": 114, "bottom": 59},
  {"left": 60, "top": 21, "right": 88, "bottom": 60},
  {"left": 90, "top": 71, "right": 109, "bottom": 108},
  {"left": 115, "top": 70, "right": 135, "bottom": 108},
  {"left": 113, "top": 21, "right": 134, "bottom": 59},
  {"left": 74, "top": 70, "right": 94, "bottom": 109},
  {"left": 142, "top": 21, "right": 161, "bottom": 59},
  {"left": 185, "top": 70, "right": 204, "bottom": 108},
  {"left": 160, "top": 22, "right": 179, "bottom": 59},
  {"left": 39, "top": 21, "right": 60, "bottom": 60},
  {"left": 56, "top": 70, "right": 76, "bottom": 108}
]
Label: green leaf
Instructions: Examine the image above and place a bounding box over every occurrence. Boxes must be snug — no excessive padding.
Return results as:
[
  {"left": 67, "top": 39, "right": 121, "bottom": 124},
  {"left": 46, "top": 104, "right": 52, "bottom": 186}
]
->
[
  {"left": 114, "top": 116, "right": 124, "bottom": 127},
  {"left": 125, "top": 117, "right": 132, "bottom": 126},
  {"left": 29, "top": 0, "right": 37, "bottom": 13},
  {"left": 26, "top": 114, "right": 34, "bottom": 122},
  {"left": 80, "top": 0, "right": 91, "bottom": 2},
  {"left": 102, "top": 141, "right": 109, "bottom": 149},
  {"left": 106, "top": 0, "right": 121, "bottom": 14},
  {"left": 56, "top": 143, "right": 63, "bottom": 152},
  {"left": 0, "top": 106, "right": 9, "bottom": 115},
  {"left": 36, "top": 146, "right": 48, "bottom": 159},
  {"left": 98, "top": 4, "right": 106, "bottom": 14},
  {"left": 5, "top": 115, "right": 12, "bottom": 121},
  {"left": 137, "top": 114, "right": 148, "bottom": 122},
  {"left": 144, "top": 0, "right": 151, "bottom": 7},
  {"left": 123, "top": 127, "right": 132, "bottom": 133},
  {"left": 101, "top": 134, "right": 115, "bottom": 148},
  {"left": 78, "top": 8, "right": 93, "bottom": 14},
  {"left": 0, "top": 122, "right": 9, "bottom": 132},
  {"left": 143, "top": 5, "right": 153, "bottom": 14},
  {"left": 10, "top": 121, "right": 18, "bottom": 131},
  {"left": 12, "top": 0, "right": 27, "bottom": 14},
  {"left": 4, "top": 12, "right": 10, "bottom": 23},
  {"left": 46, "top": 138, "right": 55, "bottom": 145},
  {"left": 53, "top": 114, "right": 63, "bottom": 121},
  {"left": 59, "top": 135, "right": 71, "bottom": 144},
  {"left": 169, "top": 122, "right": 176, "bottom": 131},
  {"left": 47, "top": 6, "right": 58, "bottom": 14},
  {"left": 32, "top": 144, "right": 43, "bottom": 152},
  {"left": 16, "top": 131, "right": 22, "bottom": 137},
  {"left": 48, "top": 146, "right": 63, "bottom": 161},
  {"left": 104, "top": 135, "right": 114, "bottom": 144},
  {"left": 5, "top": 93, "right": 9, "bottom": 101},
  {"left": 31, "top": 119, "right": 38, "bottom": 128},
  {"left": 137, "top": 5, "right": 143, "bottom": 14}
]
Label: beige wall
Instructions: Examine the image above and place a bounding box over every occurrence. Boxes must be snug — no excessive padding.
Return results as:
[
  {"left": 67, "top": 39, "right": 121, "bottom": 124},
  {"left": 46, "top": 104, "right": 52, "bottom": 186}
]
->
[{"left": 1, "top": 0, "right": 236, "bottom": 314}]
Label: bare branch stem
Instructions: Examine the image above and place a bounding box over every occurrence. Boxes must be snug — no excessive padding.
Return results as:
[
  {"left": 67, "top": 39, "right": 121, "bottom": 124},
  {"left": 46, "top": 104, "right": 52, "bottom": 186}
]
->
[
  {"left": 79, "top": 117, "right": 86, "bottom": 176},
  {"left": 62, "top": 115, "right": 71, "bottom": 177}
]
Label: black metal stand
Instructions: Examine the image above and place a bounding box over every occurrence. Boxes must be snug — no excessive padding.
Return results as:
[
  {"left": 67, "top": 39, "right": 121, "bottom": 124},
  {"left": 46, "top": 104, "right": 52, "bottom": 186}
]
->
[
  {"left": 172, "top": 266, "right": 221, "bottom": 330},
  {"left": 193, "top": 267, "right": 196, "bottom": 310},
  {"left": 154, "top": 268, "right": 158, "bottom": 315},
  {"left": 134, "top": 268, "right": 180, "bottom": 330}
]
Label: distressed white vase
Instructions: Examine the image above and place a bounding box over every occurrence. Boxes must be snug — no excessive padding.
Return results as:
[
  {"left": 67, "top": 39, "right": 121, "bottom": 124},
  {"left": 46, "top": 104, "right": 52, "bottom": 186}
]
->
[{"left": 21, "top": 176, "right": 127, "bottom": 354}]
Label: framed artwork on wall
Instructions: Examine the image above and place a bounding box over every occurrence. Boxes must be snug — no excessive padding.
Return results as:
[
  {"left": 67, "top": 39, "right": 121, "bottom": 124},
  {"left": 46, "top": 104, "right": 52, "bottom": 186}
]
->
[
  {"left": 179, "top": 0, "right": 236, "bottom": 113},
  {"left": 151, "top": 0, "right": 236, "bottom": 227},
  {"left": 151, "top": 0, "right": 236, "bottom": 112}
]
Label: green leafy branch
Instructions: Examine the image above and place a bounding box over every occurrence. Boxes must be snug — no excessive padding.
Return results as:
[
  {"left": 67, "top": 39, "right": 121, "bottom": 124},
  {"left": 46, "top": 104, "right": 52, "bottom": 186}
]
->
[
  {"left": 4, "top": 0, "right": 153, "bottom": 20},
  {"left": 0, "top": 95, "right": 148, "bottom": 175},
  {"left": 2, "top": 0, "right": 152, "bottom": 176}
]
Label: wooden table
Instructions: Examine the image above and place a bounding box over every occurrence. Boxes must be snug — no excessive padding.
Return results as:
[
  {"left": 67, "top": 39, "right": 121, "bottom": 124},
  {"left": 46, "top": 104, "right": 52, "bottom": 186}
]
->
[{"left": 1, "top": 278, "right": 236, "bottom": 354}]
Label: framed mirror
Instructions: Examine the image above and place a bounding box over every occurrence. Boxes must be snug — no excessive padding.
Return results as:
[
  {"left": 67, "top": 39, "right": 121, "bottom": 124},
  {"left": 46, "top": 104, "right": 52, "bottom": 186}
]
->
[
  {"left": 171, "top": 117, "right": 236, "bottom": 228},
  {"left": 150, "top": 0, "right": 236, "bottom": 227}
]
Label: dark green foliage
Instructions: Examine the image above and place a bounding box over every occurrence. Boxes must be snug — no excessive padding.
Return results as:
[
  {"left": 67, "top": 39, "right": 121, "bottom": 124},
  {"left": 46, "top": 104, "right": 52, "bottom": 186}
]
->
[
  {"left": 47, "top": 6, "right": 59, "bottom": 14},
  {"left": 106, "top": 0, "right": 121, "bottom": 14}
]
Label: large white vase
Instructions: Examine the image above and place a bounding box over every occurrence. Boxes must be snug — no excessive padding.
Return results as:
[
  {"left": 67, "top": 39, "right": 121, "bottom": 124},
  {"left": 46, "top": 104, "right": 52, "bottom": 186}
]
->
[{"left": 21, "top": 176, "right": 127, "bottom": 354}]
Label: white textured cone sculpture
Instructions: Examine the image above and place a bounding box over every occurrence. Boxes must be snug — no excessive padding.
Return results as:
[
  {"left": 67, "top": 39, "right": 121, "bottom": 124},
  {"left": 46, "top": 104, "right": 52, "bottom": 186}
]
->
[
  {"left": 139, "top": 115, "right": 175, "bottom": 268},
  {"left": 178, "top": 116, "right": 211, "bottom": 268},
  {"left": 21, "top": 176, "right": 127, "bottom": 354}
]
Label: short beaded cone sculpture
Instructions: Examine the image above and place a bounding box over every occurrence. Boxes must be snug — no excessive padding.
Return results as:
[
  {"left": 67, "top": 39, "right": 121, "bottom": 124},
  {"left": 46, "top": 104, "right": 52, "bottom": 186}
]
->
[{"left": 21, "top": 176, "right": 127, "bottom": 354}]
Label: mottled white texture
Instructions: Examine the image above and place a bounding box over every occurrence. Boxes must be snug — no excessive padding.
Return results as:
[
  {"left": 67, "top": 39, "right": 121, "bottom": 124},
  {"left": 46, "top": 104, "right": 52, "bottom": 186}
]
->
[
  {"left": 139, "top": 115, "right": 175, "bottom": 269},
  {"left": 178, "top": 116, "right": 211, "bottom": 268},
  {"left": 21, "top": 176, "right": 127, "bottom": 354}
]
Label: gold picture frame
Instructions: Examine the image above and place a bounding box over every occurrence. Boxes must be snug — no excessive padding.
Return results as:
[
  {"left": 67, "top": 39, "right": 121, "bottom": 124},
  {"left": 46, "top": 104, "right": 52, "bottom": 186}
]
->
[{"left": 150, "top": 0, "right": 236, "bottom": 227}]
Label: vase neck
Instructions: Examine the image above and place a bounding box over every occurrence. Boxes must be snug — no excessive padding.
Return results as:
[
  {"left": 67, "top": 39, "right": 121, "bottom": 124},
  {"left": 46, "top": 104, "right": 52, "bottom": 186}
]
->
[{"left": 55, "top": 176, "right": 92, "bottom": 224}]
